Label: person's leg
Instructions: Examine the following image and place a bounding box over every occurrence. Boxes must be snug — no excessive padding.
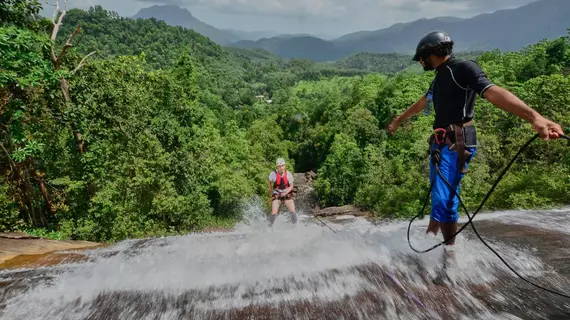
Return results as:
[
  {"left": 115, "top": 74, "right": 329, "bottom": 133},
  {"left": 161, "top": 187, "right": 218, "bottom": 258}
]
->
[
  {"left": 430, "top": 145, "right": 458, "bottom": 284},
  {"left": 439, "top": 146, "right": 477, "bottom": 245},
  {"left": 426, "top": 219, "right": 440, "bottom": 235},
  {"left": 432, "top": 146, "right": 476, "bottom": 284},
  {"left": 268, "top": 199, "right": 281, "bottom": 226},
  {"left": 440, "top": 222, "right": 458, "bottom": 245},
  {"left": 430, "top": 146, "right": 464, "bottom": 243},
  {"left": 431, "top": 146, "right": 459, "bottom": 283},
  {"left": 272, "top": 198, "right": 282, "bottom": 215},
  {"left": 283, "top": 198, "right": 297, "bottom": 224},
  {"left": 427, "top": 144, "right": 443, "bottom": 236}
]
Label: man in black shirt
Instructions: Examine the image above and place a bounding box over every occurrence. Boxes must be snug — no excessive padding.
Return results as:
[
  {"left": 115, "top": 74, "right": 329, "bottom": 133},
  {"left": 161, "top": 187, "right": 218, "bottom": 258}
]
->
[{"left": 388, "top": 31, "right": 564, "bottom": 256}]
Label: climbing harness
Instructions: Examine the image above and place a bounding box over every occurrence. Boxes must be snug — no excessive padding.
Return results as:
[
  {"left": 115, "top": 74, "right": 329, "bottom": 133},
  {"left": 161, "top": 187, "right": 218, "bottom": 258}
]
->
[
  {"left": 407, "top": 132, "right": 570, "bottom": 299},
  {"left": 428, "top": 122, "right": 475, "bottom": 173}
]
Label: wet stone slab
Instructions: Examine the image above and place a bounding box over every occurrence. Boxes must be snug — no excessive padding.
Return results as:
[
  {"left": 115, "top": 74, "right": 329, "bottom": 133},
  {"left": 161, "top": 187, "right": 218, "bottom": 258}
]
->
[
  {"left": 460, "top": 219, "right": 570, "bottom": 276},
  {"left": 2, "top": 213, "right": 570, "bottom": 319},
  {"left": 0, "top": 237, "right": 103, "bottom": 267},
  {"left": 3, "top": 262, "right": 568, "bottom": 320}
]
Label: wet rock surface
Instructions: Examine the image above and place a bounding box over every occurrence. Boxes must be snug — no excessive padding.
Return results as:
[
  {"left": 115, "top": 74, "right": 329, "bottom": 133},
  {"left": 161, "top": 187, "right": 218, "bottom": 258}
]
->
[
  {"left": 292, "top": 172, "right": 319, "bottom": 214},
  {"left": 293, "top": 171, "right": 372, "bottom": 220},
  {"left": 2, "top": 211, "right": 570, "bottom": 319},
  {"left": 0, "top": 235, "right": 102, "bottom": 267},
  {"left": 314, "top": 205, "right": 372, "bottom": 217},
  {"left": 2, "top": 192, "right": 570, "bottom": 319},
  {"left": 0, "top": 232, "right": 40, "bottom": 239},
  {"left": 464, "top": 218, "right": 570, "bottom": 277}
]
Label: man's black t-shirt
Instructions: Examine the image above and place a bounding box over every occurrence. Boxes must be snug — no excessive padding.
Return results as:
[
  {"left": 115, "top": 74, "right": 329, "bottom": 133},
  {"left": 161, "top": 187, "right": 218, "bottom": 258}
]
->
[{"left": 425, "top": 56, "right": 495, "bottom": 129}]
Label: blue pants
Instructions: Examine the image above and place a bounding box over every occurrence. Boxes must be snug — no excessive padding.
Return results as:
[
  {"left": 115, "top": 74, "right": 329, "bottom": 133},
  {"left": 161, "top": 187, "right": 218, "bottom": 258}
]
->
[{"left": 429, "top": 145, "right": 476, "bottom": 223}]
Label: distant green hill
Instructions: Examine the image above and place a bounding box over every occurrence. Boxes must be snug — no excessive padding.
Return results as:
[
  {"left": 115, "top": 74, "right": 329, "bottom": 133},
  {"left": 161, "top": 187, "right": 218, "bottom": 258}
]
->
[
  {"left": 59, "top": 6, "right": 224, "bottom": 69},
  {"left": 231, "top": 36, "right": 344, "bottom": 61}
]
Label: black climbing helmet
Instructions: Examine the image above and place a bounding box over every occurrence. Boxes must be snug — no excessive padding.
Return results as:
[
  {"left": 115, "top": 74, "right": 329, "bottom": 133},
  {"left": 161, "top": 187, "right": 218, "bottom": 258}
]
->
[{"left": 412, "top": 31, "right": 453, "bottom": 61}]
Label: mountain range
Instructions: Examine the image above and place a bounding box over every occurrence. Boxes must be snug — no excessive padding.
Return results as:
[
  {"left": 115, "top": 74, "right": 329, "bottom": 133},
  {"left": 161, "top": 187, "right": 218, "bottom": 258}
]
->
[
  {"left": 231, "top": 0, "right": 570, "bottom": 61},
  {"left": 132, "top": 5, "right": 329, "bottom": 45},
  {"left": 133, "top": 0, "right": 570, "bottom": 62},
  {"left": 133, "top": 5, "right": 241, "bottom": 45}
]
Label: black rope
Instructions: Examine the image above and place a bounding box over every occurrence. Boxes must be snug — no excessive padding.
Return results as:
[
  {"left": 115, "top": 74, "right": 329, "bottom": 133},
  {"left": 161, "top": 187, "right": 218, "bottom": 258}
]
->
[
  {"left": 311, "top": 212, "right": 337, "bottom": 233},
  {"left": 407, "top": 133, "right": 570, "bottom": 299}
]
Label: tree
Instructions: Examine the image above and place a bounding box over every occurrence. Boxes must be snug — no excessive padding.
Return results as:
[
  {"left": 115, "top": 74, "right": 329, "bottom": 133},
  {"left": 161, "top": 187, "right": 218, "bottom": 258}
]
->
[
  {"left": 0, "top": 0, "right": 43, "bottom": 28},
  {"left": 314, "top": 133, "right": 364, "bottom": 206}
]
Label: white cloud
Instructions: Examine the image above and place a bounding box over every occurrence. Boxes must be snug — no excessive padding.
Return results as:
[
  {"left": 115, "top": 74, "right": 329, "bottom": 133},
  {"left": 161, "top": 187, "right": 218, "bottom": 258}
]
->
[
  {"left": 149, "top": 0, "right": 532, "bottom": 18},
  {"left": 42, "top": 0, "right": 539, "bottom": 36}
]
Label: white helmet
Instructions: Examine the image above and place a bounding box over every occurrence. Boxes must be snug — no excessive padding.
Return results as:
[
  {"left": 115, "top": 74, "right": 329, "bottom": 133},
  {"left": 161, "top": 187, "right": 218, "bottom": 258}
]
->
[{"left": 275, "top": 158, "right": 286, "bottom": 166}]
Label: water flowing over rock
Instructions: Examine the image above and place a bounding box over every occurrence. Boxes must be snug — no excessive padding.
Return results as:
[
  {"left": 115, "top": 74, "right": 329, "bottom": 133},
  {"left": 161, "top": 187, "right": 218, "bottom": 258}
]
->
[{"left": 2, "top": 206, "right": 570, "bottom": 319}]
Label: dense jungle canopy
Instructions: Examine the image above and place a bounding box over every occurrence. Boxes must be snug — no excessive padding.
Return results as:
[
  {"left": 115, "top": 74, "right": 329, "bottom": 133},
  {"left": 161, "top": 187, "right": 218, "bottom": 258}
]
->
[{"left": 2, "top": 1, "right": 570, "bottom": 241}]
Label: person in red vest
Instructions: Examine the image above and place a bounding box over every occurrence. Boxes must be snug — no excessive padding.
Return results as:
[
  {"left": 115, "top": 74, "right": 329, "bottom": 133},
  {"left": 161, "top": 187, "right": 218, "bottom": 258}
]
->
[{"left": 267, "top": 158, "right": 297, "bottom": 226}]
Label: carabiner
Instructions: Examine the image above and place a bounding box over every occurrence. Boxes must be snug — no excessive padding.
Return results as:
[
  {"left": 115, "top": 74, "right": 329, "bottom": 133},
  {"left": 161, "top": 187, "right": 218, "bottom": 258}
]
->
[{"left": 433, "top": 128, "right": 447, "bottom": 145}]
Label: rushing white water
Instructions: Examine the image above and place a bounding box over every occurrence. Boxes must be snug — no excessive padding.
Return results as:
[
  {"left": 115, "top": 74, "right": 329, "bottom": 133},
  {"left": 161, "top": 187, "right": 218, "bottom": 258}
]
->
[{"left": 1, "top": 203, "right": 570, "bottom": 319}]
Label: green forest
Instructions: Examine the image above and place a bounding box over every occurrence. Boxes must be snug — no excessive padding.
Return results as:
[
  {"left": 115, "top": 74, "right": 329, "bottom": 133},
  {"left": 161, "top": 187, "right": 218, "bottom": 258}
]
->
[{"left": 2, "top": 1, "right": 570, "bottom": 242}]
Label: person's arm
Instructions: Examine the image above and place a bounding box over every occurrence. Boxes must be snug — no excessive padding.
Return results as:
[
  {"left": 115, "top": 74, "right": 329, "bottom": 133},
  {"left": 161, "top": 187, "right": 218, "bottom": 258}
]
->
[
  {"left": 267, "top": 180, "right": 273, "bottom": 198},
  {"left": 283, "top": 183, "right": 294, "bottom": 195},
  {"left": 483, "top": 86, "right": 541, "bottom": 122},
  {"left": 267, "top": 172, "right": 275, "bottom": 198},
  {"left": 483, "top": 86, "right": 563, "bottom": 140},
  {"left": 459, "top": 60, "right": 564, "bottom": 140},
  {"left": 387, "top": 96, "right": 428, "bottom": 134}
]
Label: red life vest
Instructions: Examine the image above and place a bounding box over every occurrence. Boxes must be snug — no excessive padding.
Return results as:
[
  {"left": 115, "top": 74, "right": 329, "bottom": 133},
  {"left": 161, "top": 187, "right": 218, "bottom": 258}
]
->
[{"left": 274, "top": 171, "right": 290, "bottom": 190}]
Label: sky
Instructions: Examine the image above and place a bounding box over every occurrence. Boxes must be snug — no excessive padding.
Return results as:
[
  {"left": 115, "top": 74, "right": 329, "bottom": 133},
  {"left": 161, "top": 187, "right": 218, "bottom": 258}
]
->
[{"left": 41, "top": 0, "right": 539, "bottom": 37}]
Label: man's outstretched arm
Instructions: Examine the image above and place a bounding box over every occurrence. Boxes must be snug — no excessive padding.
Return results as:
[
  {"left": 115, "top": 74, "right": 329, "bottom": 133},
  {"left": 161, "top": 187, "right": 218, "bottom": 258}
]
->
[
  {"left": 387, "top": 96, "right": 428, "bottom": 134},
  {"left": 483, "top": 85, "right": 564, "bottom": 140}
]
